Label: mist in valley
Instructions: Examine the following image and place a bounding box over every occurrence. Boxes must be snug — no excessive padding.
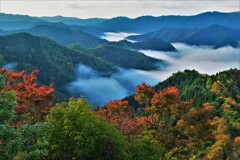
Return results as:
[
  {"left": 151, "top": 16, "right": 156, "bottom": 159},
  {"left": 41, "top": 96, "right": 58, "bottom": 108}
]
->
[
  {"left": 68, "top": 33, "right": 240, "bottom": 107},
  {"left": 101, "top": 32, "right": 139, "bottom": 42},
  {"left": 67, "top": 65, "right": 159, "bottom": 107}
]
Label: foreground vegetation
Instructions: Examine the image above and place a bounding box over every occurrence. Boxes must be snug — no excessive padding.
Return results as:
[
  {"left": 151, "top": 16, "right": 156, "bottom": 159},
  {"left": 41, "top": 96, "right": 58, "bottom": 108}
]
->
[{"left": 0, "top": 68, "right": 240, "bottom": 159}]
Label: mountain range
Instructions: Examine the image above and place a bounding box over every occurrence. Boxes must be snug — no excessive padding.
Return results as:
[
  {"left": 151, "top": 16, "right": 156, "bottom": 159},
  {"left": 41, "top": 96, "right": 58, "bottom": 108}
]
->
[
  {"left": 0, "top": 33, "right": 165, "bottom": 99},
  {"left": 108, "top": 39, "right": 177, "bottom": 51},
  {"left": 128, "top": 24, "right": 240, "bottom": 48},
  {"left": 0, "top": 11, "right": 239, "bottom": 33},
  {"left": 94, "top": 12, "right": 240, "bottom": 33},
  {"left": 0, "top": 11, "right": 239, "bottom": 100},
  {"left": 0, "top": 23, "right": 177, "bottom": 51}
]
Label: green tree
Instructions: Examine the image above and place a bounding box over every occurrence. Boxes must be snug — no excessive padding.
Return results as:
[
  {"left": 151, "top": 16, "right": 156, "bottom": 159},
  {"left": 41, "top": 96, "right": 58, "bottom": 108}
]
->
[
  {"left": 0, "top": 74, "right": 49, "bottom": 160},
  {"left": 47, "top": 98, "right": 128, "bottom": 160},
  {"left": 128, "top": 131, "right": 164, "bottom": 160},
  {"left": 0, "top": 74, "right": 19, "bottom": 159}
]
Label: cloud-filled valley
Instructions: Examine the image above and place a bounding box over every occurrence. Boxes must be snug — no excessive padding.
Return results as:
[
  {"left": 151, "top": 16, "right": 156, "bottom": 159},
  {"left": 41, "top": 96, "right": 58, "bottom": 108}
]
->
[
  {"left": 67, "top": 65, "right": 159, "bottom": 107},
  {"left": 68, "top": 38, "right": 239, "bottom": 106}
]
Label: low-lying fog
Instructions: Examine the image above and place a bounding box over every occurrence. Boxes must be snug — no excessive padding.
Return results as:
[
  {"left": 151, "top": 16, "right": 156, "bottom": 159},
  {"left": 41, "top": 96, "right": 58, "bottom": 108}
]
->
[
  {"left": 68, "top": 32, "right": 240, "bottom": 107},
  {"left": 101, "top": 32, "right": 138, "bottom": 42}
]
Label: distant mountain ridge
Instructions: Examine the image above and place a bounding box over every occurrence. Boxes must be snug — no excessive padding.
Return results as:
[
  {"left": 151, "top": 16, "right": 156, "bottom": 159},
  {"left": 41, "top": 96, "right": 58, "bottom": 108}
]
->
[
  {"left": 3, "top": 23, "right": 108, "bottom": 48},
  {"left": 94, "top": 12, "right": 240, "bottom": 33},
  {"left": 108, "top": 39, "right": 177, "bottom": 51},
  {"left": 181, "top": 24, "right": 240, "bottom": 48},
  {"left": 39, "top": 16, "right": 108, "bottom": 26},
  {"left": 0, "top": 11, "right": 239, "bottom": 33},
  {"left": 22, "top": 24, "right": 108, "bottom": 48},
  {"left": 127, "top": 28, "right": 198, "bottom": 42},
  {"left": 128, "top": 24, "right": 240, "bottom": 48},
  {"left": 0, "top": 13, "right": 42, "bottom": 22}
]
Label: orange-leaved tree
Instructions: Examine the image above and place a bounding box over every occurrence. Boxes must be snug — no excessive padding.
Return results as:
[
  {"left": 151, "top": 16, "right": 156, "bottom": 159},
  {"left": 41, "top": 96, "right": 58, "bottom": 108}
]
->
[
  {"left": 98, "top": 100, "right": 146, "bottom": 137},
  {"left": 1, "top": 68, "right": 54, "bottom": 125},
  {"left": 134, "top": 83, "right": 216, "bottom": 159}
]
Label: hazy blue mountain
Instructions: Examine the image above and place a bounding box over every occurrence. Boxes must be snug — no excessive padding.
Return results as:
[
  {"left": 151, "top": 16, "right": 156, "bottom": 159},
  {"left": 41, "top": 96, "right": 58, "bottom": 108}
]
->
[
  {"left": 0, "top": 13, "right": 47, "bottom": 30},
  {"left": 40, "top": 16, "right": 108, "bottom": 26},
  {"left": 108, "top": 39, "right": 177, "bottom": 51},
  {"left": 94, "top": 12, "right": 240, "bottom": 33},
  {"left": 0, "top": 20, "right": 36, "bottom": 30},
  {"left": 0, "top": 13, "right": 110, "bottom": 35},
  {"left": 1, "top": 12, "right": 239, "bottom": 33},
  {"left": 0, "top": 29, "right": 6, "bottom": 35},
  {"left": 0, "top": 20, "right": 55, "bottom": 31},
  {"left": 70, "top": 25, "right": 116, "bottom": 37},
  {"left": 0, "top": 21, "right": 111, "bottom": 47},
  {"left": 127, "top": 28, "right": 198, "bottom": 42},
  {"left": 127, "top": 24, "right": 240, "bottom": 48},
  {"left": 0, "top": 33, "right": 114, "bottom": 98},
  {"left": 25, "top": 24, "right": 108, "bottom": 48},
  {"left": 89, "top": 45, "right": 165, "bottom": 70},
  {"left": 180, "top": 24, "right": 240, "bottom": 48},
  {"left": 0, "top": 13, "right": 42, "bottom": 22}
]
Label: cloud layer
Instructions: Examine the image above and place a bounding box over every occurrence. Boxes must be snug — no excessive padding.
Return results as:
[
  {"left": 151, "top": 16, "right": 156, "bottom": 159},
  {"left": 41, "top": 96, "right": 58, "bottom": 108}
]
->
[
  {"left": 67, "top": 65, "right": 158, "bottom": 107},
  {"left": 68, "top": 42, "right": 239, "bottom": 107},
  {"left": 140, "top": 43, "right": 240, "bottom": 79},
  {"left": 2, "top": 1, "right": 238, "bottom": 18}
]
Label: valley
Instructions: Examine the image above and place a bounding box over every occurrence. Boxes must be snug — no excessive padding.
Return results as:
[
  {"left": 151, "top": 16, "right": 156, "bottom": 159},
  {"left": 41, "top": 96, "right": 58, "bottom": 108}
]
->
[{"left": 0, "top": 7, "right": 240, "bottom": 159}]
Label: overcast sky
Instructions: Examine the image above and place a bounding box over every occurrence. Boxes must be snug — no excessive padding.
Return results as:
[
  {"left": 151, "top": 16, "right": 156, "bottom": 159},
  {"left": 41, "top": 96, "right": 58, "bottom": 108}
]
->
[{"left": 1, "top": 0, "right": 239, "bottom": 18}]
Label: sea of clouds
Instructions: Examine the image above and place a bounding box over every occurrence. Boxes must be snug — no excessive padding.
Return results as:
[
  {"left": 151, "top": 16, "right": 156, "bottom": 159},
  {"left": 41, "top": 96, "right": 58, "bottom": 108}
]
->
[{"left": 68, "top": 33, "right": 240, "bottom": 107}]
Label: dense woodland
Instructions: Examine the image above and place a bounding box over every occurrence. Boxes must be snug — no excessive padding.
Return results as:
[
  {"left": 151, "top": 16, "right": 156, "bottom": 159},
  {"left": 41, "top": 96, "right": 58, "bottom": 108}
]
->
[
  {"left": 1, "top": 68, "right": 239, "bottom": 159},
  {"left": 0, "top": 11, "right": 240, "bottom": 159},
  {"left": 0, "top": 33, "right": 168, "bottom": 100}
]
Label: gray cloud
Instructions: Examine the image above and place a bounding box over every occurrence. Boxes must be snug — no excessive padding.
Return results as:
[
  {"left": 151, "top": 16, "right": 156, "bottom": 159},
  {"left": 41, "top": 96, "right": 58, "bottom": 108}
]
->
[{"left": 2, "top": 1, "right": 238, "bottom": 18}]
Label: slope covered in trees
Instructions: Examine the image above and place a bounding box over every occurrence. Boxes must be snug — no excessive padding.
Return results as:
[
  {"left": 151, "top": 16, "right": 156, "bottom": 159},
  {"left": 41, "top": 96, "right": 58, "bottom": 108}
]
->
[
  {"left": 0, "top": 33, "right": 114, "bottom": 99},
  {"left": 26, "top": 24, "right": 108, "bottom": 48},
  {"left": 126, "top": 69, "right": 240, "bottom": 110},
  {"left": 108, "top": 39, "right": 177, "bottom": 51},
  {"left": 89, "top": 45, "right": 165, "bottom": 70},
  {"left": 1, "top": 69, "right": 239, "bottom": 159}
]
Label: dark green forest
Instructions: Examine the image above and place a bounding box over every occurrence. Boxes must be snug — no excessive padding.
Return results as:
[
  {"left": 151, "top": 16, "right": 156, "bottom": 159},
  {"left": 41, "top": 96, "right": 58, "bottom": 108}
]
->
[{"left": 0, "top": 33, "right": 168, "bottom": 100}]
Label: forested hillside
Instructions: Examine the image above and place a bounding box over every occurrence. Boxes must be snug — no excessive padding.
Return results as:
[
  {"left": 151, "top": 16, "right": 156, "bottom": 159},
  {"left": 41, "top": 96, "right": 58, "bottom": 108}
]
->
[
  {"left": 0, "top": 33, "right": 168, "bottom": 100},
  {"left": 89, "top": 45, "right": 165, "bottom": 70},
  {"left": 0, "top": 11, "right": 239, "bottom": 160},
  {"left": 126, "top": 69, "right": 240, "bottom": 110},
  {"left": 108, "top": 39, "right": 177, "bottom": 51},
  {"left": 0, "top": 33, "right": 114, "bottom": 99},
  {"left": 26, "top": 24, "right": 108, "bottom": 48},
  {"left": 1, "top": 69, "right": 239, "bottom": 159}
]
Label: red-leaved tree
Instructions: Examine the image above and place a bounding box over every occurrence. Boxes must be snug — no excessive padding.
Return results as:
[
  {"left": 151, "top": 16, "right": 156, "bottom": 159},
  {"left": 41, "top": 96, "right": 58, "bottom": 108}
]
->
[{"left": 1, "top": 68, "right": 54, "bottom": 125}]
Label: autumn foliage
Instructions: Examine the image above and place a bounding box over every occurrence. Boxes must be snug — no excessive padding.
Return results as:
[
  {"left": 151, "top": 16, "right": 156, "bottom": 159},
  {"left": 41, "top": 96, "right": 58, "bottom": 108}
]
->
[
  {"left": 1, "top": 68, "right": 240, "bottom": 159},
  {"left": 1, "top": 68, "right": 54, "bottom": 125},
  {"left": 98, "top": 100, "right": 146, "bottom": 136},
  {"left": 135, "top": 82, "right": 155, "bottom": 106}
]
